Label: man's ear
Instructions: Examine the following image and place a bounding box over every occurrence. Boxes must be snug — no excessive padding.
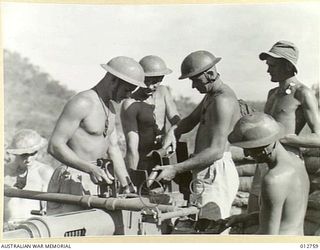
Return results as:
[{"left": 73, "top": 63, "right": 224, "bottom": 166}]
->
[{"left": 285, "top": 60, "right": 295, "bottom": 73}]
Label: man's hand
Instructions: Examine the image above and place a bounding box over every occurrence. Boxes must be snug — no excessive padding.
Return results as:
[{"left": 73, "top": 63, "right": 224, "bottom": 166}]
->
[
  {"left": 154, "top": 165, "right": 177, "bottom": 182},
  {"left": 279, "top": 133, "right": 297, "bottom": 144},
  {"left": 89, "top": 164, "right": 114, "bottom": 185},
  {"left": 162, "top": 126, "right": 177, "bottom": 152},
  {"left": 224, "top": 214, "right": 248, "bottom": 228}
]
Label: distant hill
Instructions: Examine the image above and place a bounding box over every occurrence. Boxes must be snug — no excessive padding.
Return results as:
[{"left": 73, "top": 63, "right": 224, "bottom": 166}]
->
[
  {"left": 4, "top": 50, "right": 75, "bottom": 140},
  {"left": 4, "top": 50, "right": 75, "bottom": 167}
]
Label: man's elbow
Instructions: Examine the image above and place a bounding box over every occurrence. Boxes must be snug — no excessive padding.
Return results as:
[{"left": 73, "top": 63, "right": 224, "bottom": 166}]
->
[{"left": 47, "top": 138, "right": 60, "bottom": 157}]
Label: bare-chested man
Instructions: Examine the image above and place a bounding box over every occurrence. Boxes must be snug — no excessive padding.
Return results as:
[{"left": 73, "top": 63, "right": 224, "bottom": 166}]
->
[
  {"left": 154, "top": 50, "right": 240, "bottom": 220},
  {"left": 47, "top": 56, "right": 146, "bottom": 214},
  {"left": 226, "top": 112, "right": 309, "bottom": 235},
  {"left": 121, "top": 55, "right": 180, "bottom": 174},
  {"left": 4, "top": 129, "right": 53, "bottom": 230},
  {"left": 248, "top": 41, "right": 320, "bottom": 213}
]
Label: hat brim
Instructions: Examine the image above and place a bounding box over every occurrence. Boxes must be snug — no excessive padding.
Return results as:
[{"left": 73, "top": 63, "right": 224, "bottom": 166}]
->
[
  {"left": 178, "top": 57, "right": 221, "bottom": 80},
  {"left": 145, "top": 68, "right": 173, "bottom": 77},
  {"left": 259, "top": 52, "right": 298, "bottom": 73},
  {"left": 100, "top": 64, "right": 147, "bottom": 88},
  {"left": 7, "top": 138, "right": 47, "bottom": 155},
  {"left": 229, "top": 124, "right": 285, "bottom": 149}
]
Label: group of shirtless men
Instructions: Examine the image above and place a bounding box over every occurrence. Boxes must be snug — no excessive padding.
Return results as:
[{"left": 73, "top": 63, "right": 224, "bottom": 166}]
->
[{"left": 5, "top": 40, "right": 320, "bottom": 235}]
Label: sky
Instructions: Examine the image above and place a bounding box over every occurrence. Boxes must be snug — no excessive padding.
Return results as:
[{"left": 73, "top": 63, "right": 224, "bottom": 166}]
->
[{"left": 2, "top": 1, "right": 320, "bottom": 103}]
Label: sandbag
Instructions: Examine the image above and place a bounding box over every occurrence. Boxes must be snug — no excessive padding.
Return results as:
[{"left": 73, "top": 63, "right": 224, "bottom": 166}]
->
[
  {"left": 238, "top": 176, "right": 254, "bottom": 192},
  {"left": 308, "top": 191, "right": 320, "bottom": 210},
  {"left": 309, "top": 175, "right": 320, "bottom": 192},
  {"left": 305, "top": 208, "right": 320, "bottom": 223},
  {"left": 304, "top": 220, "right": 320, "bottom": 236},
  {"left": 236, "top": 164, "right": 257, "bottom": 177},
  {"left": 304, "top": 155, "right": 320, "bottom": 175}
]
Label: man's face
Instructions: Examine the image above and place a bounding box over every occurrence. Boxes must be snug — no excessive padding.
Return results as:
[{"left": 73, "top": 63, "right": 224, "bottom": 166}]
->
[
  {"left": 144, "top": 76, "right": 164, "bottom": 96},
  {"left": 16, "top": 151, "right": 38, "bottom": 169},
  {"left": 189, "top": 73, "right": 208, "bottom": 93},
  {"left": 113, "top": 79, "right": 137, "bottom": 103},
  {"left": 244, "top": 143, "right": 275, "bottom": 163},
  {"left": 266, "top": 57, "right": 288, "bottom": 82}
]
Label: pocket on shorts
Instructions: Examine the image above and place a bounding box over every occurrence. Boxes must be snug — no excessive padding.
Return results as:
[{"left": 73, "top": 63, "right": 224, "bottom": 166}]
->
[{"left": 198, "top": 166, "right": 217, "bottom": 185}]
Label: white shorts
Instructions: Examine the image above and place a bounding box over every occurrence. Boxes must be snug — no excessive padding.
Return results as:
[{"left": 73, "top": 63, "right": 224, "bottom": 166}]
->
[{"left": 192, "top": 152, "right": 240, "bottom": 218}]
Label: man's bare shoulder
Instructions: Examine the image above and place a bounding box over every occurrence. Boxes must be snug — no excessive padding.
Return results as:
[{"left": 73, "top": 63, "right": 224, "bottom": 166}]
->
[
  {"left": 268, "top": 87, "right": 278, "bottom": 96},
  {"left": 294, "top": 83, "right": 315, "bottom": 102},
  {"left": 65, "top": 90, "right": 96, "bottom": 112},
  {"left": 37, "top": 162, "right": 54, "bottom": 180},
  {"left": 263, "top": 162, "right": 295, "bottom": 187}
]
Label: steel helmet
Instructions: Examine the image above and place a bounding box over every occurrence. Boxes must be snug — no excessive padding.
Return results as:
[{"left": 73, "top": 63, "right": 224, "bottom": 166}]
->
[
  {"left": 101, "top": 56, "right": 146, "bottom": 88},
  {"left": 228, "top": 112, "right": 284, "bottom": 148},
  {"left": 139, "top": 55, "right": 172, "bottom": 77},
  {"left": 179, "top": 50, "right": 221, "bottom": 80},
  {"left": 7, "top": 129, "right": 47, "bottom": 155}
]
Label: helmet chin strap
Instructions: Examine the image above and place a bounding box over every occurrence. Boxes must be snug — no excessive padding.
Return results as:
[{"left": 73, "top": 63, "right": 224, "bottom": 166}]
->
[{"left": 204, "top": 73, "right": 220, "bottom": 93}]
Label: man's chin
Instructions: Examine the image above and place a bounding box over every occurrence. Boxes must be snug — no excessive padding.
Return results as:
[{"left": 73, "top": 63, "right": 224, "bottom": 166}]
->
[{"left": 253, "top": 157, "right": 267, "bottom": 163}]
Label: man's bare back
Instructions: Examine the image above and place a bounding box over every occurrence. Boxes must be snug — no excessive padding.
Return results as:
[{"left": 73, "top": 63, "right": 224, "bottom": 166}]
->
[
  {"left": 259, "top": 152, "right": 309, "bottom": 235},
  {"left": 227, "top": 112, "right": 309, "bottom": 235},
  {"left": 195, "top": 83, "right": 240, "bottom": 154}
]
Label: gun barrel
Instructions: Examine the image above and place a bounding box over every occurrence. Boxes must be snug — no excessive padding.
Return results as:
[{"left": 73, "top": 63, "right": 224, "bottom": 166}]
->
[{"left": 4, "top": 187, "right": 176, "bottom": 212}]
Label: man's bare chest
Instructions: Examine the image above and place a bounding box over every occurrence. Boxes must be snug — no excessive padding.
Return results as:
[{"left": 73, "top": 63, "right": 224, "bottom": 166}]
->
[
  {"left": 266, "top": 92, "right": 300, "bottom": 117},
  {"left": 81, "top": 108, "right": 115, "bottom": 137}
]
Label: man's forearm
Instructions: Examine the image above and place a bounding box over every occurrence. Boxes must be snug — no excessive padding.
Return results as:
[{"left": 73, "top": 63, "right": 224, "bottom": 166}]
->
[
  {"left": 174, "top": 117, "right": 198, "bottom": 139},
  {"left": 125, "top": 150, "right": 139, "bottom": 171},
  {"left": 173, "top": 147, "right": 224, "bottom": 174},
  {"left": 109, "top": 145, "right": 131, "bottom": 186},
  {"left": 48, "top": 143, "right": 94, "bottom": 174}
]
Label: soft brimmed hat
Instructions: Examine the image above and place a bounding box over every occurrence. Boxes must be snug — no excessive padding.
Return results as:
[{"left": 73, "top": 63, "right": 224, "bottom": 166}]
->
[
  {"left": 7, "top": 129, "right": 47, "bottom": 155},
  {"left": 259, "top": 40, "right": 298, "bottom": 73}
]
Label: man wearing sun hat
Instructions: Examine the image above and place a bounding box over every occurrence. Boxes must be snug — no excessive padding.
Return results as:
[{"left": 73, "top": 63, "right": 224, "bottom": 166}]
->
[
  {"left": 225, "top": 112, "right": 309, "bottom": 235},
  {"left": 247, "top": 41, "right": 320, "bottom": 214},
  {"left": 4, "top": 129, "right": 54, "bottom": 229}
]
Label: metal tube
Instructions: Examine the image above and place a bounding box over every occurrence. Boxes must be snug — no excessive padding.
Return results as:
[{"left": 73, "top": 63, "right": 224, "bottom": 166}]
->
[
  {"left": 4, "top": 188, "right": 176, "bottom": 212},
  {"left": 158, "top": 206, "right": 199, "bottom": 221}
]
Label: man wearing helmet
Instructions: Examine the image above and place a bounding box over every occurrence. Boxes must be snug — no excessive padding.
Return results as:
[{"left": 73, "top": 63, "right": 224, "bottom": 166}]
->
[
  {"left": 154, "top": 51, "right": 241, "bottom": 221},
  {"left": 248, "top": 41, "right": 320, "bottom": 213},
  {"left": 225, "top": 112, "right": 309, "bottom": 235},
  {"left": 121, "top": 55, "right": 180, "bottom": 174},
  {"left": 47, "top": 56, "right": 145, "bottom": 215},
  {"left": 4, "top": 129, "right": 53, "bottom": 229}
]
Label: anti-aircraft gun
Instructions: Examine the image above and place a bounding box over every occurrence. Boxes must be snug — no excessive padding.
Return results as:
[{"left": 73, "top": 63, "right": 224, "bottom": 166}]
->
[{"left": 3, "top": 142, "right": 228, "bottom": 238}]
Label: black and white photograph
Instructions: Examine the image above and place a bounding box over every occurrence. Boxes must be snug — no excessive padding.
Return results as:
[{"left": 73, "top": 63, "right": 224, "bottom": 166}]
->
[{"left": 1, "top": 0, "right": 320, "bottom": 242}]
